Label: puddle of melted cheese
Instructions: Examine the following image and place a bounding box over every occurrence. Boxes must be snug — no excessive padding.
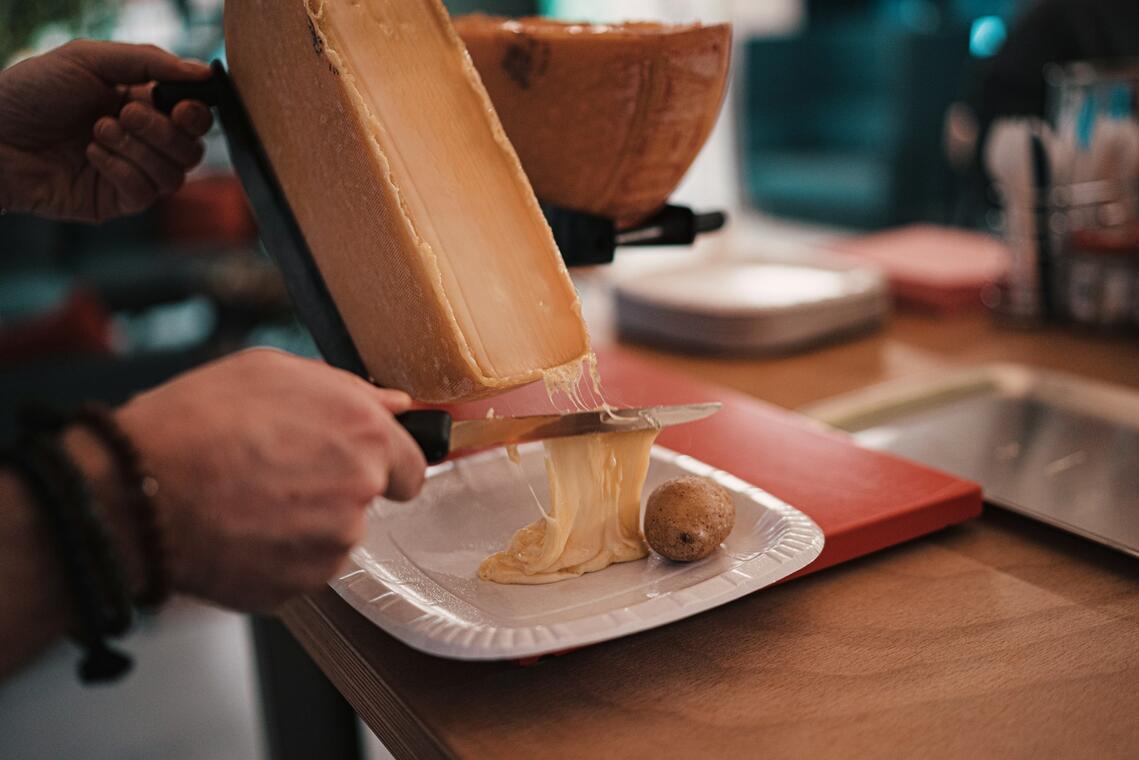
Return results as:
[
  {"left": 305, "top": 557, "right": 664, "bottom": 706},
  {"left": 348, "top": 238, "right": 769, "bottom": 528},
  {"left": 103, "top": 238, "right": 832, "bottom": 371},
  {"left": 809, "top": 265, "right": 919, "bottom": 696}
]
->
[{"left": 479, "top": 428, "right": 660, "bottom": 584}]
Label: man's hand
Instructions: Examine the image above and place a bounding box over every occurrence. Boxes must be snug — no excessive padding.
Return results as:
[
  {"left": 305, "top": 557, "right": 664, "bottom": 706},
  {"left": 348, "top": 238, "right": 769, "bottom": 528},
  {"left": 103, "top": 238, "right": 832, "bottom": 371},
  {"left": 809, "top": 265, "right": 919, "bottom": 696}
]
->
[
  {"left": 0, "top": 40, "right": 213, "bottom": 223},
  {"left": 2, "top": 350, "right": 427, "bottom": 678},
  {"left": 110, "top": 350, "right": 427, "bottom": 613}
]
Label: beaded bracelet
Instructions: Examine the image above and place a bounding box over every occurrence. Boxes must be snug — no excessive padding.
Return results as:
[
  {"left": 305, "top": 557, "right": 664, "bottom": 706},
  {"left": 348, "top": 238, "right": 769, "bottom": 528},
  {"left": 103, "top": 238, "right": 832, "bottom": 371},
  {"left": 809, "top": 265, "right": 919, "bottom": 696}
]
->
[
  {"left": 72, "top": 403, "right": 170, "bottom": 609},
  {"left": 4, "top": 437, "right": 133, "bottom": 684},
  {"left": 28, "top": 427, "right": 136, "bottom": 637}
]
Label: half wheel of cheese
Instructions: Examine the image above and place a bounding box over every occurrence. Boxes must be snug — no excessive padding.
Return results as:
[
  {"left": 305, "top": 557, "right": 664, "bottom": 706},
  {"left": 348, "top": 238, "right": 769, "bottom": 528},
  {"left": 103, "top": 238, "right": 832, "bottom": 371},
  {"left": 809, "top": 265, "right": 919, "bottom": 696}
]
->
[{"left": 455, "top": 15, "right": 732, "bottom": 227}]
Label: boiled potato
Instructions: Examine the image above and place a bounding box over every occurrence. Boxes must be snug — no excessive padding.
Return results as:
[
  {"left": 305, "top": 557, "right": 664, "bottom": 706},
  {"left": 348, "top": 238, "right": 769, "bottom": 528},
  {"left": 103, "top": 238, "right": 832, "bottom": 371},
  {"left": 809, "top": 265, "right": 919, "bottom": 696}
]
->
[{"left": 644, "top": 475, "right": 735, "bottom": 561}]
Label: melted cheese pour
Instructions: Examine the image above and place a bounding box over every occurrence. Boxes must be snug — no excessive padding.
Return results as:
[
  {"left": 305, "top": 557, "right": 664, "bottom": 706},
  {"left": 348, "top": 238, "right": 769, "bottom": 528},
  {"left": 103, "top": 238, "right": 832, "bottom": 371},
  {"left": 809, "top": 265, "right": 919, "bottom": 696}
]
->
[
  {"left": 481, "top": 352, "right": 654, "bottom": 585},
  {"left": 478, "top": 428, "right": 660, "bottom": 584}
]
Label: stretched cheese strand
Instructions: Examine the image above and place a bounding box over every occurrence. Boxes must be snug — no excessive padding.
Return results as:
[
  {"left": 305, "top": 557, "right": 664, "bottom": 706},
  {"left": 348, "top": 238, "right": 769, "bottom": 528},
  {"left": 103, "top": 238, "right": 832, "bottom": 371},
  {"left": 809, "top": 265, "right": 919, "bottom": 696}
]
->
[
  {"left": 542, "top": 352, "right": 610, "bottom": 413},
  {"left": 478, "top": 428, "right": 659, "bottom": 584}
]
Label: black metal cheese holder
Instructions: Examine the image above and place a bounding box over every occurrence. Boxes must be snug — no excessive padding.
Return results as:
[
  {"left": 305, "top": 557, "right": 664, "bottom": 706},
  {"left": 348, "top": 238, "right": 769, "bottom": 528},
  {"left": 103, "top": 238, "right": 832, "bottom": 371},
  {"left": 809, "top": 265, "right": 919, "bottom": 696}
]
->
[
  {"left": 155, "top": 63, "right": 369, "bottom": 377},
  {"left": 153, "top": 62, "right": 725, "bottom": 462}
]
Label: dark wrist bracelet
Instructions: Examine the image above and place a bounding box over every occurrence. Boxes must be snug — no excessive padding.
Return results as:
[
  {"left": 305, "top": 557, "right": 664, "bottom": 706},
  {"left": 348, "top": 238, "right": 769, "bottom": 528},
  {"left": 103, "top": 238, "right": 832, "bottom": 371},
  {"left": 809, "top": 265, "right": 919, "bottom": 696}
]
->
[
  {"left": 4, "top": 436, "right": 134, "bottom": 684},
  {"left": 28, "top": 428, "right": 135, "bottom": 637},
  {"left": 72, "top": 403, "right": 170, "bottom": 608}
]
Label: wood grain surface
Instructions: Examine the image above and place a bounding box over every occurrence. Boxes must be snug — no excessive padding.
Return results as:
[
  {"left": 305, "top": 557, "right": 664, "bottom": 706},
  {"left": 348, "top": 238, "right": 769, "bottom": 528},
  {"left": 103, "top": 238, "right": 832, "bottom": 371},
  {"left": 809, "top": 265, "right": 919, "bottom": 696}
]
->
[{"left": 282, "top": 312, "right": 1139, "bottom": 759}]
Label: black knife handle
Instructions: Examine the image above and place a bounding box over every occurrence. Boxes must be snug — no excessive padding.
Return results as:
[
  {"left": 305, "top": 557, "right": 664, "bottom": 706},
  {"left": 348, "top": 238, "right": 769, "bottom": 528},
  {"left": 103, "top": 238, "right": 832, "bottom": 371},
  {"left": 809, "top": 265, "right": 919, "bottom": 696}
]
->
[
  {"left": 396, "top": 410, "right": 452, "bottom": 465},
  {"left": 153, "top": 61, "right": 227, "bottom": 113}
]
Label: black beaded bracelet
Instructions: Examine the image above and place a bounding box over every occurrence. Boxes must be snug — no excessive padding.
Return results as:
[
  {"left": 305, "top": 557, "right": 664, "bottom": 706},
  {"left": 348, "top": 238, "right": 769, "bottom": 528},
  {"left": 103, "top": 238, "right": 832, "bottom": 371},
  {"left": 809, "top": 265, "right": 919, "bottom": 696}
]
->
[
  {"left": 4, "top": 438, "right": 133, "bottom": 683},
  {"left": 72, "top": 403, "right": 170, "bottom": 609},
  {"left": 31, "top": 427, "right": 135, "bottom": 636}
]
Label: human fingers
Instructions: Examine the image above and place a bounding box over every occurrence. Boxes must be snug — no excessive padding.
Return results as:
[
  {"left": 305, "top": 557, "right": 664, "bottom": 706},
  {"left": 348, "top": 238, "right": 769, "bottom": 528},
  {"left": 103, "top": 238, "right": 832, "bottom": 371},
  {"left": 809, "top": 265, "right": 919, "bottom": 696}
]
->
[
  {"left": 170, "top": 101, "right": 213, "bottom": 138},
  {"left": 86, "top": 142, "right": 158, "bottom": 215},
  {"left": 93, "top": 116, "right": 185, "bottom": 195},
  {"left": 372, "top": 387, "right": 413, "bottom": 413},
  {"left": 119, "top": 85, "right": 213, "bottom": 140},
  {"left": 61, "top": 40, "right": 210, "bottom": 85},
  {"left": 307, "top": 357, "right": 414, "bottom": 414},
  {"left": 119, "top": 85, "right": 212, "bottom": 139},
  {"left": 119, "top": 102, "right": 204, "bottom": 168},
  {"left": 375, "top": 415, "right": 427, "bottom": 502}
]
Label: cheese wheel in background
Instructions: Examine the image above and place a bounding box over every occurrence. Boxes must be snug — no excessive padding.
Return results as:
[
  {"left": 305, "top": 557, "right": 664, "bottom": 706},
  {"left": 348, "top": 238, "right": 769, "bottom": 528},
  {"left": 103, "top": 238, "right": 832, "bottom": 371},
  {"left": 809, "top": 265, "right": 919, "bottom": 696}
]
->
[
  {"left": 225, "top": 0, "right": 590, "bottom": 402},
  {"left": 454, "top": 15, "right": 732, "bottom": 227}
]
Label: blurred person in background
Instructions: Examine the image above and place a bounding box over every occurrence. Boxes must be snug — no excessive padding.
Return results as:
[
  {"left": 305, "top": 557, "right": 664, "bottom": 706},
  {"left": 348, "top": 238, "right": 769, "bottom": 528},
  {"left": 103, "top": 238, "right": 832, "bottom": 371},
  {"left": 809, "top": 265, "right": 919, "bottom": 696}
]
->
[{"left": 0, "top": 40, "right": 428, "bottom": 681}]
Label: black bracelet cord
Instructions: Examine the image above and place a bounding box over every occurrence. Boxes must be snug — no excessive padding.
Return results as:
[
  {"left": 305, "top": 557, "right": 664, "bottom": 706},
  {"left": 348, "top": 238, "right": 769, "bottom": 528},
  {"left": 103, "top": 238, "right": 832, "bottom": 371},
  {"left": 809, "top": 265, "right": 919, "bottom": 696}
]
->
[
  {"left": 4, "top": 405, "right": 135, "bottom": 683},
  {"left": 72, "top": 403, "right": 170, "bottom": 609}
]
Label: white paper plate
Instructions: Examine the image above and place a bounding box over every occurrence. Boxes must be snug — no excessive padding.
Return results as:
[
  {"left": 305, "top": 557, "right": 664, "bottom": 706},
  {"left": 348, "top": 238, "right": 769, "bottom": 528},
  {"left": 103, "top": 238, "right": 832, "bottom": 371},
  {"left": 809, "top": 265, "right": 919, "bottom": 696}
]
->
[{"left": 331, "top": 444, "right": 824, "bottom": 660}]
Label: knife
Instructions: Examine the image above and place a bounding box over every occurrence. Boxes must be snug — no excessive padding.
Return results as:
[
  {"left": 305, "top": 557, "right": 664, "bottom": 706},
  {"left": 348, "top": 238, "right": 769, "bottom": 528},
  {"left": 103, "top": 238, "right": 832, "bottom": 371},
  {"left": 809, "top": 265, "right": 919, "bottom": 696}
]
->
[{"left": 398, "top": 403, "right": 721, "bottom": 464}]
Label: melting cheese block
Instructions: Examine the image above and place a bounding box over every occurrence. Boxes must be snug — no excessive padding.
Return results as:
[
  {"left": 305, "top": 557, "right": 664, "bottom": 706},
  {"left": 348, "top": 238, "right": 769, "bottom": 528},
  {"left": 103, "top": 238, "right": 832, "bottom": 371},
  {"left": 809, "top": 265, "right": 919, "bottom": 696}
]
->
[
  {"left": 454, "top": 15, "right": 732, "bottom": 226},
  {"left": 479, "top": 429, "right": 659, "bottom": 584},
  {"left": 225, "top": 0, "right": 590, "bottom": 402}
]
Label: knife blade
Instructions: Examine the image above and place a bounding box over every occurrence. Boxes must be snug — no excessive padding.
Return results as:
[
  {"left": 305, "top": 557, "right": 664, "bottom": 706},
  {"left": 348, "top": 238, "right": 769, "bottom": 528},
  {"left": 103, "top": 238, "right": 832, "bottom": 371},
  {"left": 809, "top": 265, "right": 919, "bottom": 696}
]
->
[{"left": 397, "top": 403, "right": 721, "bottom": 464}]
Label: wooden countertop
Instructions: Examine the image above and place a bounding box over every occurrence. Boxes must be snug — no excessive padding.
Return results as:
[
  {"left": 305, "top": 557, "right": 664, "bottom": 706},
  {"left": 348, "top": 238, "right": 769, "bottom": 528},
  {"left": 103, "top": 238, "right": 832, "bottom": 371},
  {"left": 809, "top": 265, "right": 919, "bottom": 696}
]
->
[{"left": 281, "top": 311, "right": 1139, "bottom": 759}]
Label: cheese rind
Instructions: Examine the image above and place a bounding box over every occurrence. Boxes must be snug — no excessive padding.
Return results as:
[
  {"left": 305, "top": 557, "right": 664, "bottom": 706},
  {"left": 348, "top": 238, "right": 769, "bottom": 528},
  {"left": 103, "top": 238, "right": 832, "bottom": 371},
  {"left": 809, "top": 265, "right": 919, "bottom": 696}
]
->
[
  {"left": 454, "top": 15, "right": 732, "bottom": 227},
  {"left": 225, "top": 0, "right": 590, "bottom": 401}
]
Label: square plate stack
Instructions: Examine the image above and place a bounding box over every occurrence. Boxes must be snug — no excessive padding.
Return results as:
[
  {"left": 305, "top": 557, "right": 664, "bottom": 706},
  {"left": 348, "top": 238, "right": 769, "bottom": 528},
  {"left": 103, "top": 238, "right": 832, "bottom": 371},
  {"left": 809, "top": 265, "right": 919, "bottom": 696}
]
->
[{"left": 615, "top": 258, "right": 890, "bottom": 353}]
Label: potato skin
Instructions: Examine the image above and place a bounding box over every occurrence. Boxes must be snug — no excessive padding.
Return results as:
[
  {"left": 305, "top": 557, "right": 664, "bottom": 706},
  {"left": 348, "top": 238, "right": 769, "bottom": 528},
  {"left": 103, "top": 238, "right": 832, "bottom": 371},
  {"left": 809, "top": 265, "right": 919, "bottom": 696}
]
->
[{"left": 644, "top": 475, "right": 735, "bottom": 561}]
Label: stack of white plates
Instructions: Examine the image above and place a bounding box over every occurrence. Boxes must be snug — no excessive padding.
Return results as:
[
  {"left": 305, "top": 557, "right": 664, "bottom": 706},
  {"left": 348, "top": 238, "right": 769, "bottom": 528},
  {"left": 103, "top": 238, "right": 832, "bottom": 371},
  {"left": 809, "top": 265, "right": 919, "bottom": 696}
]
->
[{"left": 615, "top": 258, "right": 890, "bottom": 354}]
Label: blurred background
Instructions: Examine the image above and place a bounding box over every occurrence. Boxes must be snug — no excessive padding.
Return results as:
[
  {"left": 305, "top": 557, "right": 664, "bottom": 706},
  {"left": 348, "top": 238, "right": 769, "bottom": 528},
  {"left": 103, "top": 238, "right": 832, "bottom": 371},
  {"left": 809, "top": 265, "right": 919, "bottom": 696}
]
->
[{"left": 1, "top": 0, "right": 1136, "bottom": 758}]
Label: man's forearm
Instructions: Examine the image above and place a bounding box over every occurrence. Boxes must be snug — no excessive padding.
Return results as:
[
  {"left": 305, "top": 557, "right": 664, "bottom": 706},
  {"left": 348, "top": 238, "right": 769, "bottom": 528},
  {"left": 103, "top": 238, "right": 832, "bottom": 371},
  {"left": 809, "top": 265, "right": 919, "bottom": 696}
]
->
[
  {"left": 0, "top": 469, "right": 73, "bottom": 678},
  {"left": 0, "top": 428, "right": 145, "bottom": 679}
]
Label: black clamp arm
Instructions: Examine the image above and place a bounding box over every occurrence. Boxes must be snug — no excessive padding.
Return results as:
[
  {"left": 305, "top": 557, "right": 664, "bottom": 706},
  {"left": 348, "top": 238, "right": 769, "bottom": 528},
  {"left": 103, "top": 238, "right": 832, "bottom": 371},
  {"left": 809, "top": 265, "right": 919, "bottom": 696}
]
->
[{"left": 544, "top": 204, "right": 728, "bottom": 267}]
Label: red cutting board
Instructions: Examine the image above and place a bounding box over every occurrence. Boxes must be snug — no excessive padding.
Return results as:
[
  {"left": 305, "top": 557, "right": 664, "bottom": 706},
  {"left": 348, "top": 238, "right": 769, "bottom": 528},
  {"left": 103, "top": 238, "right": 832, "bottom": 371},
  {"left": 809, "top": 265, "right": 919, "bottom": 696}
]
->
[{"left": 447, "top": 346, "right": 982, "bottom": 576}]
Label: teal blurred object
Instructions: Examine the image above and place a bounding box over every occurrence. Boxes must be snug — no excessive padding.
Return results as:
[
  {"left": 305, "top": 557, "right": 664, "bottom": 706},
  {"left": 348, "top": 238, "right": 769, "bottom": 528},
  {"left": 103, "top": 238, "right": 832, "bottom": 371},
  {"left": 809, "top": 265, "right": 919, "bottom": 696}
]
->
[
  {"left": 444, "top": 0, "right": 536, "bottom": 16},
  {"left": 117, "top": 296, "right": 217, "bottom": 352},
  {"left": 1, "top": 0, "right": 120, "bottom": 62},
  {"left": 244, "top": 323, "right": 321, "bottom": 359},
  {"left": 0, "top": 273, "right": 71, "bottom": 321},
  {"left": 969, "top": 15, "right": 1007, "bottom": 57},
  {"left": 538, "top": 0, "right": 610, "bottom": 18},
  {"left": 741, "top": 22, "right": 970, "bottom": 228}
]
